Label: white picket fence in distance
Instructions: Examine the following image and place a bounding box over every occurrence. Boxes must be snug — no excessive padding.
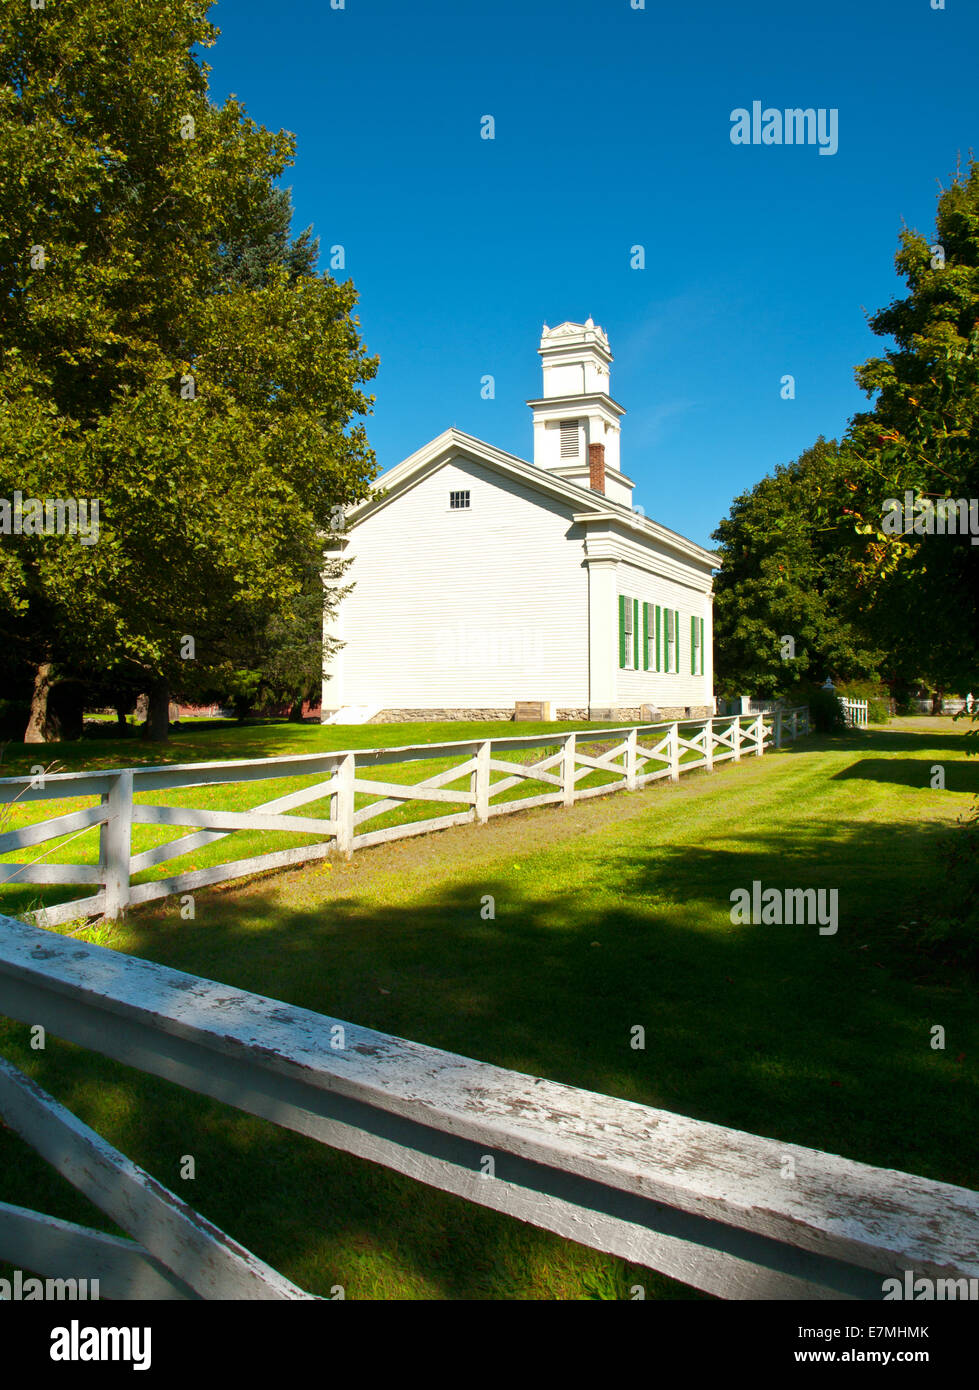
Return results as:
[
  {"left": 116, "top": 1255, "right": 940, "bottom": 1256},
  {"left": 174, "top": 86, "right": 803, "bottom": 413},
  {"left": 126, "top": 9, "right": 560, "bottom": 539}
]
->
[
  {"left": 736, "top": 698, "right": 784, "bottom": 716},
  {"left": 740, "top": 695, "right": 870, "bottom": 730},
  {"left": 0, "top": 710, "right": 810, "bottom": 927},
  {"left": 840, "top": 697, "right": 869, "bottom": 728}
]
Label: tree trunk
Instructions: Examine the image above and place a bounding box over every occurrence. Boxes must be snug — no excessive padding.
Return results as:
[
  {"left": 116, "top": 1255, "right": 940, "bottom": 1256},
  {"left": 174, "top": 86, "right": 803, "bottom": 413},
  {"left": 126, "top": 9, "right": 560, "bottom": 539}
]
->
[
  {"left": 288, "top": 696, "right": 305, "bottom": 723},
  {"left": 115, "top": 707, "right": 129, "bottom": 734},
  {"left": 24, "top": 662, "right": 56, "bottom": 743},
  {"left": 140, "top": 678, "right": 171, "bottom": 742}
]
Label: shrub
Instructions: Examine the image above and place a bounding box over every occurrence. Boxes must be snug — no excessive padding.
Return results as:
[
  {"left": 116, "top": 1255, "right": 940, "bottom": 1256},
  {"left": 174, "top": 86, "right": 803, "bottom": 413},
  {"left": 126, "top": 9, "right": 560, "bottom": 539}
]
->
[
  {"left": 837, "top": 680, "right": 891, "bottom": 725},
  {"left": 805, "top": 685, "right": 847, "bottom": 733}
]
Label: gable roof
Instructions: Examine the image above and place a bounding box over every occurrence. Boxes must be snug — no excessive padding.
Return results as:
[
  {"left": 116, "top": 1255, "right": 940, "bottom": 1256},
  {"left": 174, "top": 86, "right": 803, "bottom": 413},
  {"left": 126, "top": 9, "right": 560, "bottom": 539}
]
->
[{"left": 343, "top": 427, "right": 718, "bottom": 568}]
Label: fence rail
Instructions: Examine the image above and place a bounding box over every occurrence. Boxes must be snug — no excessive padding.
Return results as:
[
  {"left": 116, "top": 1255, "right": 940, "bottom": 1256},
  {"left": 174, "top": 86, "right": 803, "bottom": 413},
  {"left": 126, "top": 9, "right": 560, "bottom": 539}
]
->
[
  {"left": 840, "top": 697, "right": 869, "bottom": 728},
  {"left": 0, "top": 710, "right": 810, "bottom": 927},
  {"left": 0, "top": 912, "right": 975, "bottom": 1301}
]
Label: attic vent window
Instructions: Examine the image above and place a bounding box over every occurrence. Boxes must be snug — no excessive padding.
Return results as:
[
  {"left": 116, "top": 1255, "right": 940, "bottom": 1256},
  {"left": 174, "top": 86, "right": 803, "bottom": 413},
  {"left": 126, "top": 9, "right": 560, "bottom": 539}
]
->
[
  {"left": 559, "top": 420, "right": 579, "bottom": 458},
  {"left": 449, "top": 490, "right": 470, "bottom": 509}
]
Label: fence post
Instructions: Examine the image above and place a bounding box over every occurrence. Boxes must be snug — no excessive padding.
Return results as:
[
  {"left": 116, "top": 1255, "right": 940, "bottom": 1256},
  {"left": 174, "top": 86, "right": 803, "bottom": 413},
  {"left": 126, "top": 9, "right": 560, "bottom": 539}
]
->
[
  {"left": 791, "top": 710, "right": 798, "bottom": 742},
  {"left": 333, "top": 753, "right": 356, "bottom": 859},
  {"left": 732, "top": 716, "right": 742, "bottom": 762},
  {"left": 755, "top": 715, "right": 765, "bottom": 758},
  {"left": 99, "top": 769, "right": 133, "bottom": 920},
  {"left": 704, "top": 717, "right": 714, "bottom": 772},
  {"left": 561, "top": 732, "right": 576, "bottom": 807},
  {"left": 473, "top": 740, "right": 491, "bottom": 823},
  {"left": 669, "top": 722, "right": 680, "bottom": 782},
  {"left": 626, "top": 728, "right": 638, "bottom": 790},
  {"left": 773, "top": 710, "right": 783, "bottom": 749}
]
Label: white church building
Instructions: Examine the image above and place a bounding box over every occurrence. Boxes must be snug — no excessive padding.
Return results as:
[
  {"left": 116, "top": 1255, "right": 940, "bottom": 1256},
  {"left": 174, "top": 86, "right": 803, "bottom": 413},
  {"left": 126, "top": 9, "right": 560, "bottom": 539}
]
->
[{"left": 321, "top": 320, "right": 716, "bottom": 722}]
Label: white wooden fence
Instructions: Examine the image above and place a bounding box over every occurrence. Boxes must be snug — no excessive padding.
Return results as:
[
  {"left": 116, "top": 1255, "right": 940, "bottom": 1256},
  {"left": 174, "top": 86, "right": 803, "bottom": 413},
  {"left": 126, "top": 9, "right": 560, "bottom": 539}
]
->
[
  {"left": 910, "top": 696, "right": 973, "bottom": 715},
  {"left": 0, "top": 711, "right": 810, "bottom": 928},
  {"left": 0, "top": 913, "right": 975, "bottom": 1300},
  {"left": 840, "top": 697, "right": 869, "bottom": 728}
]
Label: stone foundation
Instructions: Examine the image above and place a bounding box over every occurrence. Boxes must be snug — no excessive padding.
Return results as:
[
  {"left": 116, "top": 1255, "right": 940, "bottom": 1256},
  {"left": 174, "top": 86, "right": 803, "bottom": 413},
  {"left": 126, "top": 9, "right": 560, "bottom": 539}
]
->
[
  {"left": 323, "top": 706, "right": 714, "bottom": 725},
  {"left": 367, "top": 708, "right": 516, "bottom": 723},
  {"left": 589, "top": 706, "right": 713, "bottom": 722}
]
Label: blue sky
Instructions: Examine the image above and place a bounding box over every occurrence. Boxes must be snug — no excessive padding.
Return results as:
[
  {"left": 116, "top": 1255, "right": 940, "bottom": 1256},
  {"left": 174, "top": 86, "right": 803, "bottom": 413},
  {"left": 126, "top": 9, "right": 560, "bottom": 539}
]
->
[{"left": 204, "top": 0, "right": 977, "bottom": 550}]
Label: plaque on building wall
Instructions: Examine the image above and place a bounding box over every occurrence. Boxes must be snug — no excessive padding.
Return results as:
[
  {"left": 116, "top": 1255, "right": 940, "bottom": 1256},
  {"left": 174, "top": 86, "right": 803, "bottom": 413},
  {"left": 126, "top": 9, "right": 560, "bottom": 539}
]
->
[{"left": 515, "top": 701, "right": 551, "bottom": 721}]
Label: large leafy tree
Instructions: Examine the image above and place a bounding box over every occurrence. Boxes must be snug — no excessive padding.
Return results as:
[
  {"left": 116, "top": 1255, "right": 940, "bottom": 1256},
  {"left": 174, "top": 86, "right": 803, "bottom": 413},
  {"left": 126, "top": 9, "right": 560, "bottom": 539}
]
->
[
  {"left": 839, "top": 157, "right": 979, "bottom": 693},
  {"left": 0, "top": 0, "right": 377, "bottom": 740},
  {"left": 714, "top": 159, "right": 979, "bottom": 704},
  {"left": 712, "top": 439, "right": 885, "bottom": 698}
]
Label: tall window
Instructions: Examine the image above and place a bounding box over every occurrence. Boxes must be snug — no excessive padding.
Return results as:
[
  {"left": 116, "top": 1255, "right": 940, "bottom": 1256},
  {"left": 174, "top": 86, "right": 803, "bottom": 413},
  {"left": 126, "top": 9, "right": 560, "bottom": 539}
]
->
[
  {"left": 691, "top": 615, "right": 704, "bottom": 675},
  {"left": 665, "top": 609, "right": 675, "bottom": 672},
  {"left": 623, "top": 597, "right": 634, "bottom": 669},
  {"left": 619, "top": 596, "right": 639, "bottom": 670}
]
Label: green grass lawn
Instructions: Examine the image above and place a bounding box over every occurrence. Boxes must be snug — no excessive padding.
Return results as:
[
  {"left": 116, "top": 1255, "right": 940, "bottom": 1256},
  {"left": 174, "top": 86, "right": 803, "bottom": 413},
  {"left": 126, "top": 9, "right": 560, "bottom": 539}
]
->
[{"left": 0, "top": 716, "right": 976, "bottom": 1299}]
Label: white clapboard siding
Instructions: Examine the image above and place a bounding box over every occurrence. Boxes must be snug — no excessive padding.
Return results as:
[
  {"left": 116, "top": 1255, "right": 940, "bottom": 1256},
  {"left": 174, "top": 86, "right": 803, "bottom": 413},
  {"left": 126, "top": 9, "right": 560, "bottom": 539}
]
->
[
  {"left": 615, "top": 556, "right": 713, "bottom": 710},
  {"left": 337, "top": 457, "right": 590, "bottom": 707}
]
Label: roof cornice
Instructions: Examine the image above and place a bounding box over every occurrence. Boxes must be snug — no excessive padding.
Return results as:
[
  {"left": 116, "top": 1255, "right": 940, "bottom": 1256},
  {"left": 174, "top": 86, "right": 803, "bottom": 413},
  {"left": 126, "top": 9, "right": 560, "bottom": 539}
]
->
[
  {"left": 548, "top": 462, "right": 637, "bottom": 488},
  {"left": 572, "top": 510, "right": 718, "bottom": 568},
  {"left": 525, "top": 392, "right": 626, "bottom": 418}
]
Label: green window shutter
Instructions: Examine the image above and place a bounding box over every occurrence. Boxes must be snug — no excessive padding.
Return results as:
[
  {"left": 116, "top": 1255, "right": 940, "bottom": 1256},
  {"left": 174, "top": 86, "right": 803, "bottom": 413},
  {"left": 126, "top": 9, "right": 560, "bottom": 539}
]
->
[
  {"left": 691, "top": 615, "right": 696, "bottom": 675},
  {"left": 633, "top": 599, "right": 640, "bottom": 671},
  {"left": 676, "top": 611, "right": 681, "bottom": 672},
  {"left": 642, "top": 603, "right": 649, "bottom": 670},
  {"left": 699, "top": 616, "right": 705, "bottom": 675},
  {"left": 618, "top": 596, "right": 626, "bottom": 668},
  {"left": 655, "top": 606, "right": 661, "bottom": 671}
]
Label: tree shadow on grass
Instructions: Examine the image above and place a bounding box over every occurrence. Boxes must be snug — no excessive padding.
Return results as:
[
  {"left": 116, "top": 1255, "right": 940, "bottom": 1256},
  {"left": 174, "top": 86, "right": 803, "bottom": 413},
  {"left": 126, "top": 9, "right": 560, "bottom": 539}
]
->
[
  {"left": 774, "top": 724, "right": 974, "bottom": 759},
  {"left": 833, "top": 759, "right": 979, "bottom": 792}
]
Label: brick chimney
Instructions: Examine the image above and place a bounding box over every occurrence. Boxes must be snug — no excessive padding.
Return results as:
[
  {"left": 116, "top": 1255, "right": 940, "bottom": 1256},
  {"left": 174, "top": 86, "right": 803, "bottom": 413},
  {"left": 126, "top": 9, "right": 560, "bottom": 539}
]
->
[{"left": 588, "top": 442, "right": 606, "bottom": 495}]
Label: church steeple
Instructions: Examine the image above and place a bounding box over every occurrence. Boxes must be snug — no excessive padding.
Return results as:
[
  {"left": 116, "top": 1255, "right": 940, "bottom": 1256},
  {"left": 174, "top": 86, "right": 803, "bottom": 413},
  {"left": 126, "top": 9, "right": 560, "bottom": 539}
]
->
[{"left": 526, "top": 320, "right": 633, "bottom": 504}]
